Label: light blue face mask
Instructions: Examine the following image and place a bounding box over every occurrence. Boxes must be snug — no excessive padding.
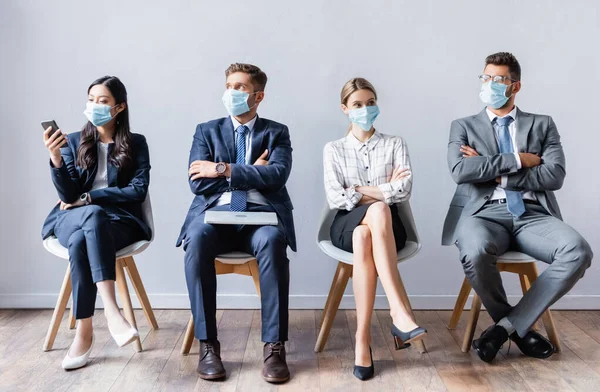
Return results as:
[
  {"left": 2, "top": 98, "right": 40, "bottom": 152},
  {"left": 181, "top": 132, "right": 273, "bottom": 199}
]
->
[
  {"left": 348, "top": 105, "right": 380, "bottom": 131},
  {"left": 222, "top": 89, "right": 258, "bottom": 116},
  {"left": 83, "top": 102, "right": 117, "bottom": 127},
  {"left": 479, "top": 81, "right": 512, "bottom": 109}
]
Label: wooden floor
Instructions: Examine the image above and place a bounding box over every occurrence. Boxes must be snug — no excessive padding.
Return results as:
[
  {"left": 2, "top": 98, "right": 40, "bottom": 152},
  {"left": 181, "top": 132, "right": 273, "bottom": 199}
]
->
[{"left": 2, "top": 309, "right": 600, "bottom": 391}]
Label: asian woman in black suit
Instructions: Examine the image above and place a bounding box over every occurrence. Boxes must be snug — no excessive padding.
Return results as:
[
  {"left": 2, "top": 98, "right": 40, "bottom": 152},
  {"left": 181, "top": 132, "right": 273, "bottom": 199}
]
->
[{"left": 41, "top": 76, "right": 151, "bottom": 370}]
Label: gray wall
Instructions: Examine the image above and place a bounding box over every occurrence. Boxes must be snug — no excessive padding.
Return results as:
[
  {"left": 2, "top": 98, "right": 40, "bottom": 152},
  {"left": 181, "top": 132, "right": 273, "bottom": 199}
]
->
[{"left": 1, "top": 0, "right": 598, "bottom": 309}]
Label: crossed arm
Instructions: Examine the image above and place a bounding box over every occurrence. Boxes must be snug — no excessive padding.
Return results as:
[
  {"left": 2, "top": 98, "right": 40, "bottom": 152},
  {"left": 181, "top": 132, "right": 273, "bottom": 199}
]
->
[{"left": 450, "top": 117, "right": 566, "bottom": 192}]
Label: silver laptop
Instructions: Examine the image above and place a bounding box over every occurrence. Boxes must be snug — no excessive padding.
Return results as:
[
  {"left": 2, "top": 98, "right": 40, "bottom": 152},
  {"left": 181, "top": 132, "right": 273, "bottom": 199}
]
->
[{"left": 204, "top": 211, "right": 278, "bottom": 226}]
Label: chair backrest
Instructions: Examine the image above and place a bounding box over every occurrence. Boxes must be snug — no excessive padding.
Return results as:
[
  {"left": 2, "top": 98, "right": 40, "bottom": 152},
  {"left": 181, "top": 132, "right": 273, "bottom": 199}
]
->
[
  {"left": 317, "top": 200, "right": 420, "bottom": 244},
  {"left": 141, "top": 194, "right": 154, "bottom": 242}
]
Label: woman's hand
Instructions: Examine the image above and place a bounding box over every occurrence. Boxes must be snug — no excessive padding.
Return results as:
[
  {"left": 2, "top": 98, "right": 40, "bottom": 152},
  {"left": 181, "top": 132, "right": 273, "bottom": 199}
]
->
[
  {"left": 43, "top": 127, "right": 67, "bottom": 168},
  {"left": 391, "top": 167, "right": 410, "bottom": 182}
]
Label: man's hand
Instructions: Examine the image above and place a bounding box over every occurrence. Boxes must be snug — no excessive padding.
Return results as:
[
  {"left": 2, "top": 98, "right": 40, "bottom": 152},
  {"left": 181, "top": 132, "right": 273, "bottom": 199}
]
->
[
  {"left": 189, "top": 160, "right": 219, "bottom": 180},
  {"left": 60, "top": 197, "right": 87, "bottom": 210},
  {"left": 254, "top": 149, "right": 269, "bottom": 166},
  {"left": 460, "top": 145, "right": 480, "bottom": 157},
  {"left": 519, "top": 153, "right": 542, "bottom": 168}
]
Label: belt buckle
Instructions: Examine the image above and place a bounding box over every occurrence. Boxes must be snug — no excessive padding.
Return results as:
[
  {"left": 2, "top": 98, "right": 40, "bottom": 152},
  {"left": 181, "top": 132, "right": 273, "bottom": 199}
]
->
[{"left": 498, "top": 199, "right": 507, "bottom": 204}]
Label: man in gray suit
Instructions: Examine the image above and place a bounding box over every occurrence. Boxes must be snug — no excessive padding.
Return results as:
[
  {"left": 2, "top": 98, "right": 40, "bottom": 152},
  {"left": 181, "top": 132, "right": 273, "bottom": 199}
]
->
[{"left": 443, "top": 52, "right": 593, "bottom": 363}]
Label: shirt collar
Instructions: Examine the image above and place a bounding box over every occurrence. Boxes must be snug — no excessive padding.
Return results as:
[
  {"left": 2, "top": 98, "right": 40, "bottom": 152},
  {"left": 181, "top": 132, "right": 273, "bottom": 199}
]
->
[
  {"left": 486, "top": 106, "right": 518, "bottom": 123},
  {"left": 345, "top": 130, "right": 381, "bottom": 151},
  {"left": 230, "top": 115, "right": 258, "bottom": 132}
]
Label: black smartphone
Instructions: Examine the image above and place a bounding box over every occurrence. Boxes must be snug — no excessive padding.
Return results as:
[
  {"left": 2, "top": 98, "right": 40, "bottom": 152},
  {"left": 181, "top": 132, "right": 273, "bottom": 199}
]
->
[{"left": 41, "top": 120, "right": 67, "bottom": 146}]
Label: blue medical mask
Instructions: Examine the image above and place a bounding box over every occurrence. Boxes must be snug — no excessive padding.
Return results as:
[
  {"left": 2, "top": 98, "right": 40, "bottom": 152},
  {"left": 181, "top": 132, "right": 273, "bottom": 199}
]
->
[
  {"left": 83, "top": 102, "right": 117, "bottom": 127},
  {"left": 222, "top": 89, "right": 258, "bottom": 116},
  {"left": 348, "top": 105, "right": 380, "bottom": 131},
  {"left": 479, "top": 81, "right": 512, "bottom": 109}
]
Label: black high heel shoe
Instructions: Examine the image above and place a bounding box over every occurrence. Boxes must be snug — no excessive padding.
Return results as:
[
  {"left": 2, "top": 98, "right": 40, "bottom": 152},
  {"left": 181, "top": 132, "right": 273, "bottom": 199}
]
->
[
  {"left": 353, "top": 346, "right": 374, "bottom": 381},
  {"left": 391, "top": 324, "right": 427, "bottom": 350}
]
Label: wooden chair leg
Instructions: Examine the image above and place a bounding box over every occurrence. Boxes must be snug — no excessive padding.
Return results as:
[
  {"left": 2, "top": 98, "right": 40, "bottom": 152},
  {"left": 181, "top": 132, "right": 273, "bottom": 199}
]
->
[
  {"left": 123, "top": 256, "right": 159, "bottom": 330},
  {"left": 449, "top": 278, "right": 471, "bottom": 330},
  {"left": 247, "top": 259, "right": 262, "bottom": 298},
  {"left": 69, "top": 306, "right": 76, "bottom": 330},
  {"left": 525, "top": 263, "right": 561, "bottom": 352},
  {"left": 181, "top": 315, "right": 195, "bottom": 355},
  {"left": 396, "top": 272, "right": 427, "bottom": 353},
  {"left": 462, "top": 292, "right": 482, "bottom": 353},
  {"left": 116, "top": 259, "right": 142, "bottom": 352},
  {"left": 44, "top": 265, "right": 73, "bottom": 351},
  {"left": 314, "top": 262, "right": 352, "bottom": 352}
]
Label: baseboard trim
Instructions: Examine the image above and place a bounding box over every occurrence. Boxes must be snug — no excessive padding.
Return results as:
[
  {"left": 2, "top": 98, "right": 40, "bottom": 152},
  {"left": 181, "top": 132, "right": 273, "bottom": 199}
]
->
[{"left": 1, "top": 293, "right": 599, "bottom": 310}]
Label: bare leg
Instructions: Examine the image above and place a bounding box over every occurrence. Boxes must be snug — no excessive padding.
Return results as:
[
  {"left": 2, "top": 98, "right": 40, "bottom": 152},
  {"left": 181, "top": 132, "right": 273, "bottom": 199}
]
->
[
  {"left": 352, "top": 226, "right": 377, "bottom": 367},
  {"left": 96, "top": 280, "right": 135, "bottom": 336},
  {"left": 361, "top": 202, "right": 418, "bottom": 332},
  {"left": 69, "top": 317, "right": 93, "bottom": 357}
]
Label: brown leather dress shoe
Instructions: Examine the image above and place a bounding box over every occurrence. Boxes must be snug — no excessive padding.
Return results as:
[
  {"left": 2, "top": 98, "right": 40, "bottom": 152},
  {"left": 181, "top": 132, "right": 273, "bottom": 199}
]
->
[
  {"left": 197, "top": 340, "right": 226, "bottom": 380},
  {"left": 262, "top": 342, "right": 290, "bottom": 383}
]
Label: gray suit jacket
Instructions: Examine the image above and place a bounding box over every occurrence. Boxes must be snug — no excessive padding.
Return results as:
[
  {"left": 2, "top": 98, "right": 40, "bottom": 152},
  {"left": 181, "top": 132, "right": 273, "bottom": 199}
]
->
[{"left": 441, "top": 108, "right": 565, "bottom": 245}]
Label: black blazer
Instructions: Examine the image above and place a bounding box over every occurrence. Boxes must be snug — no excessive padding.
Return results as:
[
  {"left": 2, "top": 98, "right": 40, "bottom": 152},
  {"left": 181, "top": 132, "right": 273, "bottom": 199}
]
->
[
  {"left": 176, "top": 116, "right": 296, "bottom": 251},
  {"left": 41, "top": 131, "right": 152, "bottom": 240}
]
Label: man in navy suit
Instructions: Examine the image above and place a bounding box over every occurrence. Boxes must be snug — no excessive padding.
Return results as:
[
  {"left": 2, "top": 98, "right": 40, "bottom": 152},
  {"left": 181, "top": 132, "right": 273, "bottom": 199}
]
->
[{"left": 177, "top": 63, "right": 296, "bottom": 383}]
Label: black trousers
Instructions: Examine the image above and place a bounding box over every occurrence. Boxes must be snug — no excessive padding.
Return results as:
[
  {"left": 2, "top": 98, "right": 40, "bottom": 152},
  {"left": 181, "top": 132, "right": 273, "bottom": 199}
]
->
[
  {"left": 54, "top": 205, "right": 143, "bottom": 319},
  {"left": 183, "top": 204, "right": 289, "bottom": 342}
]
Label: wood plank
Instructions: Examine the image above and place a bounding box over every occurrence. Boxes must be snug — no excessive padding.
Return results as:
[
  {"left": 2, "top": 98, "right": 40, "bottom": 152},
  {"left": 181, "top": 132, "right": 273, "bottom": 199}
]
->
[
  {"left": 437, "top": 310, "right": 532, "bottom": 392},
  {"left": 563, "top": 311, "right": 600, "bottom": 345},
  {"left": 550, "top": 311, "right": 600, "bottom": 376},
  {"left": 153, "top": 310, "right": 224, "bottom": 392},
  {"left": 345, "top": 310, "right": 405, "bottom": 390},
  {"left": 108, "top": 310, "right": 187, "bottom": 391},
  {"left": 315, "top": 309, "right": 358, "bottom": 391},
  {"left": 376, "top": 311, "right": 447, "bottom": 391},
  {"left": 0, "top": 309, "right": 17, "bottom": 327},
  {"left": 279, "top": 310, "right": 320, "bottom": 392},
  {"left": 476, "top": 311, "right": 576, "bottom": 392},
  {"left": 193, "top": 309, "right": 254, "bottom": 392},
  {"left": 415, "top": 310, "right": 491, "bottom": 391}
]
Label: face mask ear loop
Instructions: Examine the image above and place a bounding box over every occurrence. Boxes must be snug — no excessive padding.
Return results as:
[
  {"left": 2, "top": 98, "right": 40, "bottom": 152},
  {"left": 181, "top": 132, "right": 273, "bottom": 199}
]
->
[{"left": 504, "top": 81, "right": 516, "bottom": 99}]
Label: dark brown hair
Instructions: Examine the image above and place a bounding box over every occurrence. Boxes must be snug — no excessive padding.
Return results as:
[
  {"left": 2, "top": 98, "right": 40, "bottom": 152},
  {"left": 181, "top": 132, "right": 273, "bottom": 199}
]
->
[
  {"left": 77, "top": 76, "right": 133, "bottom": 178},
  {"left": 485, "top": 52, "right": 521, "bottom": 81},
  {"left": 225, "top": 63, "right": 268, "bottom": 91}
]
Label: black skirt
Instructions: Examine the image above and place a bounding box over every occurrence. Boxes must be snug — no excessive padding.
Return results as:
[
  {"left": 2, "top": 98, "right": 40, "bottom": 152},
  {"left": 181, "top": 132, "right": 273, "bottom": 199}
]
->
[{"left": 330, "top": 203, "right": 407, "bottom": 253}]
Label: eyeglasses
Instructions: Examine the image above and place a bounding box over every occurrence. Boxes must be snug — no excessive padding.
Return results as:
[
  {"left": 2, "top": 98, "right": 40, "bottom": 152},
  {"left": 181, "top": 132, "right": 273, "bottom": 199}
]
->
[{"left": 478, "top": 74, "right": 517, "bottom": 84}]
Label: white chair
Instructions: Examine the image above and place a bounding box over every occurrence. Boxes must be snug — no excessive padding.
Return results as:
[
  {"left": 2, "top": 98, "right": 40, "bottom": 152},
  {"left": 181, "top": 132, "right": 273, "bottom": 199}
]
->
[
  {"left": 448, "top": 251, "right": 561, "bottom": 353},
  {"left": 42, "top": 196, "right": 159, "bottom": 352},
  {"left": 180, "top": 252, "right": 261, "bottom": 355},
  {"left": 314, "top": 201, "right": 426, "bottom": 353}
]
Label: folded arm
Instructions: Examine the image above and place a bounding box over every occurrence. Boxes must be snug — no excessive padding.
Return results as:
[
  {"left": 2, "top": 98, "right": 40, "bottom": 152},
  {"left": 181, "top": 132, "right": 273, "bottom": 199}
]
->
[
  {"left": 188, "top": 124, "right": 230, "bottom": 195},
  {"left": 448, "top": 120, "right": 519, "bottom": 184},
  {"left": 376, "top": 137, "right": 413, "bottom": 204},
  {"left": 323, "top": 143, "right": 362, "bottom": 210}
]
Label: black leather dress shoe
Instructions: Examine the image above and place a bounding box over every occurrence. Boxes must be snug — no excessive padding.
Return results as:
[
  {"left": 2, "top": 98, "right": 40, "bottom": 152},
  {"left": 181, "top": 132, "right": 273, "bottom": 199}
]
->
[
  {"left": 197, "top": 340, "right": 226, "bottom": 380},
  {"left": 263, "top": 342, "right": 290, "bottom": 383},
  {"left": 472, "top": 325, "right": 509, "bottom": 363},
  {"left": 511, "top": 330, "right": 555, "bottom": 359}
]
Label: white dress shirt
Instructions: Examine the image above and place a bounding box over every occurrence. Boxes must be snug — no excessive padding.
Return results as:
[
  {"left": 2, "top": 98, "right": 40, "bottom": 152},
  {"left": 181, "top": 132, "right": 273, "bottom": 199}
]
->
[
  {"left": 91, "top": 142, "right": 109, "bottom": 191},
  {"left": 487, "top": 107, "right": 536, "bottom": 201},
  {"left": 215, "top": 115, "right": 269, "bottom": 206},
  {"left": 323, "top": 131, "right": 412, "bottom": 210}
]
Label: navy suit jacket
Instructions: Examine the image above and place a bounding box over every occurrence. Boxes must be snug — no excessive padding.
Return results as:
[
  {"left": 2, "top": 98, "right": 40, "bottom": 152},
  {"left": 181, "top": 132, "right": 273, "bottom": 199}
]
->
[
  {"left": 176, "top": 116, "right": 297, "bottom": 251},
  {"left": 41, "top": 132, "right": 152, "bottom": 240}
]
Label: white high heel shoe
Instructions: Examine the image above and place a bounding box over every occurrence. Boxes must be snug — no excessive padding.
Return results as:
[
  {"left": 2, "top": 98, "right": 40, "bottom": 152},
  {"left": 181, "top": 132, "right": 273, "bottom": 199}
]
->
[
  {"left": 62, "top": 335, "right": 94, "bottom": 370},
  {"left": 111, "top": 326, "right": 139, "bottom": 347}
]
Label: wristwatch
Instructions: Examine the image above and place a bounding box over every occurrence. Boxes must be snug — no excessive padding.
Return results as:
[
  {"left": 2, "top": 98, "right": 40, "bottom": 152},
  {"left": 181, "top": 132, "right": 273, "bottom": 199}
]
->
[
  {"left": 215, "top": 162, "right": 227, "bottom": 177},
  {"left": 80, "top": 193, "right": 90, "bottom": 205}
]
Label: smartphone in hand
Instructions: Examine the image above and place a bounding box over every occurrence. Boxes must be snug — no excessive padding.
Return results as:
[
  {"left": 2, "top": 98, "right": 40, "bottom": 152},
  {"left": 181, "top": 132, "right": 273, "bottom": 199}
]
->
[{"left": 41, "top": 120, "right": 67, "bottom": 147}]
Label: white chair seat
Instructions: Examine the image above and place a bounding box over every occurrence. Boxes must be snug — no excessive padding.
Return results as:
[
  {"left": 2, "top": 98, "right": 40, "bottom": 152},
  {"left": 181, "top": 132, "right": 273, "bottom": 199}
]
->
[
  {"left": 497, "top": 251, "right": 537, "bottom": 263},
  {"left": 216, "top": 251, "right": 255, "bottom": 264},
  {"left": 318, "top": 240, "right": 420, "bottom": 265},
  {"left": 43, "top": 236, "right": 151, "bottom": 260}
]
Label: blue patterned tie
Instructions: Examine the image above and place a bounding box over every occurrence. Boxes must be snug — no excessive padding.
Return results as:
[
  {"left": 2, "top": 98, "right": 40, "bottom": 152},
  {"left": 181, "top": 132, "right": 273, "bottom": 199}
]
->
[
  {"left": 230, "top": 125, "right": 248, "bottom": 212},
  {"left": 496, "top": 116, "right": 525, "bottom": 217}
]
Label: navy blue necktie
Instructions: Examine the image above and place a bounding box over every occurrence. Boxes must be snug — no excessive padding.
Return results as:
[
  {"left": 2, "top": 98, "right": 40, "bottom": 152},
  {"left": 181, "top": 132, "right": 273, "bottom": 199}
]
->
[
  {"left": 230, "top": 125, "right": 248, "bottom": 212},
  {"left": 496, "top": 116, "right": 525, "bottom": 217}
]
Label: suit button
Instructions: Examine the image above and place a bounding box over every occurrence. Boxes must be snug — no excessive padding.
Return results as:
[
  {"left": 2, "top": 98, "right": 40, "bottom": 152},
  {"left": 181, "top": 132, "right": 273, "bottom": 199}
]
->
[
  {"left": 204, "top": 203, "right": 209, "bottom": 207},
  {"left": 484, "top": 196, "right": 489, "bottom": 200}
]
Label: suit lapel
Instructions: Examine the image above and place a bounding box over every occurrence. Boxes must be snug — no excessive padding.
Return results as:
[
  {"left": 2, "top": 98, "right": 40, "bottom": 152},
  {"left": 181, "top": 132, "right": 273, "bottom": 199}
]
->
[
  {"left": 107, "top": 144, "right": 118, "bottom": 186},
  {"left": 474, "top": 108, "right": 499, "bottom": 155},
  {"left": 250, "top": 116, "right": 267, "bottom": 163},
  {"left": 220, "top": 117, "right": 235, "bottom": 163},
  {"left": 515, "top": 108, "right": 533, "bottom": 153}
]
